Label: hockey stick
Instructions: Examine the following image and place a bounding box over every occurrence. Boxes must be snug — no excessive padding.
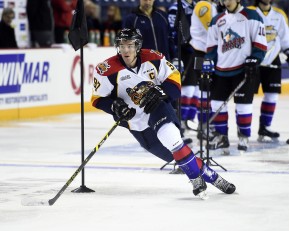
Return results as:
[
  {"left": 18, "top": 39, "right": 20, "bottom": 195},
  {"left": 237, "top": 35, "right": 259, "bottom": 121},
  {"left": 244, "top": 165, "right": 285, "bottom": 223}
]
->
[
  {"left": 261, "top": 64, "right": 289, "bottom": 69},
  {"left": 21, "top": 118, "right": 122, "bottom": 206}
]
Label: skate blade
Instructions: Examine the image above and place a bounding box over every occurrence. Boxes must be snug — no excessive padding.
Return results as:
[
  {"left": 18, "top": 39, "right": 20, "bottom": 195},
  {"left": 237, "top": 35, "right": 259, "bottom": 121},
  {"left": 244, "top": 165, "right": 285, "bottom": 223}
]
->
[
  {"left": 257, "top": 136, "right": 279, "bottom": 143},
  {"left": 197, "top": 191, "right": 209, "bottom": 200},
  {"left": 239, "top": 150, "right": 246, "bottom": 155},
  {"left": 221, "top": 148, "right": 230, "bottom": 155}
]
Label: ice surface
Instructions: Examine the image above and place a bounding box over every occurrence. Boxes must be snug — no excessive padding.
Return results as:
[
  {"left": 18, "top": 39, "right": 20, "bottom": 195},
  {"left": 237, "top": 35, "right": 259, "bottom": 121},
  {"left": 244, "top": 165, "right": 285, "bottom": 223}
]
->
[{"left": 0, "top": 96, "right": 289, "bottom": 231}]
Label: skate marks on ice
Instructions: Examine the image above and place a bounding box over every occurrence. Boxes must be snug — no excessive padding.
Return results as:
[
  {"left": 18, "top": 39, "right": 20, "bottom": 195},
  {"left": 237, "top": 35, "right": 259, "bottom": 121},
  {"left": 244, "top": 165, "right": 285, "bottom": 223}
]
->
[{"left": 0, "top": 177, "right": 67, "bottom": 207}]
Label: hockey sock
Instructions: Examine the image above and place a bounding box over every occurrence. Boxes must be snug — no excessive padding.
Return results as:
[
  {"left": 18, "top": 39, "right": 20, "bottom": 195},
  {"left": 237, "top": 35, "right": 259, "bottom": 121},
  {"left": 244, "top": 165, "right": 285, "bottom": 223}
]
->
[
  {"left": 197, "top": 93, "right": 211, "bottom": 124},
  {"left": 181, "top": 96, "right": 198, "bottom": 120},
  {"left": 173, "top": 144, "right": 200, "bottom": 179},
  {"left": 181, "top": 86, "right": 198, "bottom": 120},
  {"left": 260, "top": 102, "right": 276, "bottom": 126},
  {"left": 213, "top": 111, "right": 228, "bottom": 135},
  {"left": 236, "top": 103, "right": 252, "bottom": 137},
  {"left": 260, "top": 93, "right": 278, "bottom": 126},
  {"left": 211, "top": 100, "right": 228, "bottom": 135}
]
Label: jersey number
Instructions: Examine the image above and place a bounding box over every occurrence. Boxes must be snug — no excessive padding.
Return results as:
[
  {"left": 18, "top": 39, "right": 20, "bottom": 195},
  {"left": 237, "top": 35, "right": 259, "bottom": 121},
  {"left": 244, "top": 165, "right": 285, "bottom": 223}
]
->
[
  {"left": 93, "top": 78, "right": 100, "bottom": 91},
  {"left": 258, "top": 27, "right": 266, "bottom": 36},
  {"left": 166, "top": 61, "right": 175, "bottom": 71}
]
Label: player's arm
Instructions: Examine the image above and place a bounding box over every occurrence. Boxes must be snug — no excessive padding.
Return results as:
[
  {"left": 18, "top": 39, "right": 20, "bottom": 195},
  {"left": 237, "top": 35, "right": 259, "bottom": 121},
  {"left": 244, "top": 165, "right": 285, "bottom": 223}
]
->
[
  {"left": 91, "top": 70, "right": 115, "bottom": 115},
  {"left": 91, "top": 70, "right": 135, "bottom": 121},
  {"left": 249, "top": 11, "right": 267, "bottom": 63},
  {"left": 277, "top": 9, "right": 289, "bottom": 59},
  {"left": 205, "top": 17, "right": 218, "bottom": 64},
  {"left": 138, "top": 58, "right": 181, "bottom": 114},
  {"left": 158, "top": 58, "right": 181, "bottom": 101}
]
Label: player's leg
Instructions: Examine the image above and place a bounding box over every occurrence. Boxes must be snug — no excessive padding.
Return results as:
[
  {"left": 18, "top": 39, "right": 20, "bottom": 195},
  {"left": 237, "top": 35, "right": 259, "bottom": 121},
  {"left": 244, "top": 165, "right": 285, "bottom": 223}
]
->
[
  {"left": 132, "top": 101, "right": 236, "bottom": 195},
  {"left": 149, "top": 101, "right": 207, "bottom": 197},
  {"left": 208, "top": 75, "right": 231, "bottom": 151},
  {"left": 257, "top": 65, "right": 281, "bottom": 142},
  {"left": 180, "top": 47, "right": 200, "bottom": 133},
  {"left": 234, "top": 72, "right": 254, "bottom": 151}
]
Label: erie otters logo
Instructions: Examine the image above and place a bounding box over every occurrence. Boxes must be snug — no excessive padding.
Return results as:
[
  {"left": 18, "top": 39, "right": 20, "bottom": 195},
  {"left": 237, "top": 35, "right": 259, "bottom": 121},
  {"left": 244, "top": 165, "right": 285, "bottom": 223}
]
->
[
  {"left": 221, "top": 28, "right": 245, "bottom": 53},
  {"left": 96, "top": 61, "right": 110, "bottom": 75},
  {"left": 126, "top": 81, "right": 155, "bottom": 105}
]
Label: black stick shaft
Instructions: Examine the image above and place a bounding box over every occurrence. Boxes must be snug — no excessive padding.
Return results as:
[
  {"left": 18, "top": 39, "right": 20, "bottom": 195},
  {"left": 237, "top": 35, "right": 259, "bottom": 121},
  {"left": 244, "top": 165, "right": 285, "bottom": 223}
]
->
[{"left": 48, "top": 120, "right": 121, "bottom": 206}]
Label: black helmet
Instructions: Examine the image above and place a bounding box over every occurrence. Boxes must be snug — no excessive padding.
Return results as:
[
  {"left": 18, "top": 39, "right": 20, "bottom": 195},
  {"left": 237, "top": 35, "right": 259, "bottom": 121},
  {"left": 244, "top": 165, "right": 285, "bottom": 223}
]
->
[{"left": 115, "top": 28, "right": 143, "bottom": 53}]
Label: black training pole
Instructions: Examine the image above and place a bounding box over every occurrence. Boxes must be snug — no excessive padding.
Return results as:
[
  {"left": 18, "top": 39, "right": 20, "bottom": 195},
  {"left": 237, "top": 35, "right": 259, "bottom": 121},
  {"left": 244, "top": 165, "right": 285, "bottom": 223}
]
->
[
  {"left": 68, "top": 0, "right": 94, "bottom": 193},
  {"left": 71, "top": 43, "right": 95, "bottom": 193}
]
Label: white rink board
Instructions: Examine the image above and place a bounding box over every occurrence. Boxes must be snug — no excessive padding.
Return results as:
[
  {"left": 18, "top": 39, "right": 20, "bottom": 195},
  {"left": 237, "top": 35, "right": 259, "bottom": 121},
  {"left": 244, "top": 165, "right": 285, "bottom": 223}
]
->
[{"left": 0, "top": 46, "right": 115, "bottom": 110}]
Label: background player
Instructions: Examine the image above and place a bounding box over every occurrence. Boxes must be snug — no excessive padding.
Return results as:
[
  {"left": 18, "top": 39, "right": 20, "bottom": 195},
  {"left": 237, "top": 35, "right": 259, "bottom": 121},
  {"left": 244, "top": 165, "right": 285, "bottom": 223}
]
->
[
  {"left": 168, "top": 0, "right": 198, "bottom": 133},
  {"left": 249, "top": 0, "right": 289, "bottom": 142},
  {"left": 189, "top": 0, "right": 218, "bottom": 140},
  {"left": 205, "top": 0, "right": 267, "bottom": 152}
]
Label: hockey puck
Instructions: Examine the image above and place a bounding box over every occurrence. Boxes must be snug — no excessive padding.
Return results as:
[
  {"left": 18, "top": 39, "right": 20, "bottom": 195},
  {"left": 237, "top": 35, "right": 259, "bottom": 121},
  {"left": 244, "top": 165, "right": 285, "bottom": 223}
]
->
[{"left": 287, "top": 139, "right": 289, "bottom": 144}]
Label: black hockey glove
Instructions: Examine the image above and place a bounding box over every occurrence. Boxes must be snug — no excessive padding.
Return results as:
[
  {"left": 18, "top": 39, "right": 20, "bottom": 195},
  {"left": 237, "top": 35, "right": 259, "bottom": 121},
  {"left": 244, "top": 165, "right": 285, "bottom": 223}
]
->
[
  {"left": 244, "top": 57, "right": 259, "bottom": 80},
  {"left": 112, "top": 98, "right": 136, "bottom": 121},
  {"left": 139, "top": 85, "right": 168, "bottom": 114}
]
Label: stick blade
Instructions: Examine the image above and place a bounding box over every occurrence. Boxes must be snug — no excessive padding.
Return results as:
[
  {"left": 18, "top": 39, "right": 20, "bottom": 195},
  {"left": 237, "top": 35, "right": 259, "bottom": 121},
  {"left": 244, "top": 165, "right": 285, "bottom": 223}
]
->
[{"left": 21, "top": 198, "right": 50, "bottom": 206}]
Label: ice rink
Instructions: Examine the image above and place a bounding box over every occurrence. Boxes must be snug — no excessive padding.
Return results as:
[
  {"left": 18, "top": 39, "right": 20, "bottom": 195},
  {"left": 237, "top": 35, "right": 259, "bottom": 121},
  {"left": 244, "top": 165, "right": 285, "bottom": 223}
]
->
[{"left": 1, "top": 95, "right": 289, "bottom": 231}]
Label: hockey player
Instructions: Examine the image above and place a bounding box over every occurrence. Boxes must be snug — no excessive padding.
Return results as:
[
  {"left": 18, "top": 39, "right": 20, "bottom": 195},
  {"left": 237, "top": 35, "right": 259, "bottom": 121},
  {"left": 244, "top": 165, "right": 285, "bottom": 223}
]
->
[
  {"left": 189, "top": 0, "right": 218, "bottom": 139},
  {"left": 168, "top": 0, "right": 198, "bottom": 132},
  {"left": 91, "top": 28, "right": 236, "bottom": 198},
  {"left": 248, "top": 0, "right": 289, "bottom": 142},
  {"left": 205, "top": 0, "right": 267, "bottom": 152}
]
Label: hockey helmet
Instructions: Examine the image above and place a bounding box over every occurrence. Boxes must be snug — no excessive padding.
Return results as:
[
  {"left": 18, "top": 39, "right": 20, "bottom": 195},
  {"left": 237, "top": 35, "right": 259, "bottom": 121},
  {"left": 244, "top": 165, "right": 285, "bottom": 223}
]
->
[{"left": 115, "top": 28, "right": 143, "bottom": 53}]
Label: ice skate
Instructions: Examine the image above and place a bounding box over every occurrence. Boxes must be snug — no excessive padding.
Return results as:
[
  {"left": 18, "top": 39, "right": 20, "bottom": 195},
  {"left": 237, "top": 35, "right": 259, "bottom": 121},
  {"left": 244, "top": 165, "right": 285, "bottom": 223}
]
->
[
  {"left": 207, "top": 133, "right": 230, "bottom": 154},
  {"left": 190, "top": 175, "right": 208, "bottom": 199},
  {"left": 212, "top": 175, "right": 236, "bottom": 194},
  {"left": 257, "top": 124, "right": 279, "bottom": 143},
  {"left": 238, "top": 132, "right": 249, "bottom": 152}
]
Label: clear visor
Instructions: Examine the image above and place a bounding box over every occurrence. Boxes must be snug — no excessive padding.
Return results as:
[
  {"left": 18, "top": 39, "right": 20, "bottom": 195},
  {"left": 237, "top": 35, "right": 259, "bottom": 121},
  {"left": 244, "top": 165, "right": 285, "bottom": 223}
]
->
[{"left": 116, "top": 39, "right": 141, "bottom": 53}]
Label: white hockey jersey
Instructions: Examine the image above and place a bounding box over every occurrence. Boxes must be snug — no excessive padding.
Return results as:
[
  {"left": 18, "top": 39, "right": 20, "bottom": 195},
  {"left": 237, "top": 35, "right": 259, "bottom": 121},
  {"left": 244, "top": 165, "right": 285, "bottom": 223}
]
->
[
  {"left": 248, "top": 6, "right": 289, "bottom": 66},
  {"left": 206, "top": 6, "right": 267, "bottom": 77},
  {"left": 190, "top": 0, "right": 218, "bottom": 52},
  {"left": 91, "top": 49, "right": 181, "bottom": 131}
]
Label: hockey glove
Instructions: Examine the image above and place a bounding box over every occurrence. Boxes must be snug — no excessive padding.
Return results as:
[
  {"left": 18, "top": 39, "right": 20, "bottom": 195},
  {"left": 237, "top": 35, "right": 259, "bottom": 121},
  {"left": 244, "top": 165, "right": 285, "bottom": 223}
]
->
[
  {"left": 244, "top": 57, "right": 259, "bottom": 80},
  {"left": 112, "top": 98, "right": 136, "bottom": 121},
  {"left": 139, "top": 85, "right": 168, "bottom": 114}
]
